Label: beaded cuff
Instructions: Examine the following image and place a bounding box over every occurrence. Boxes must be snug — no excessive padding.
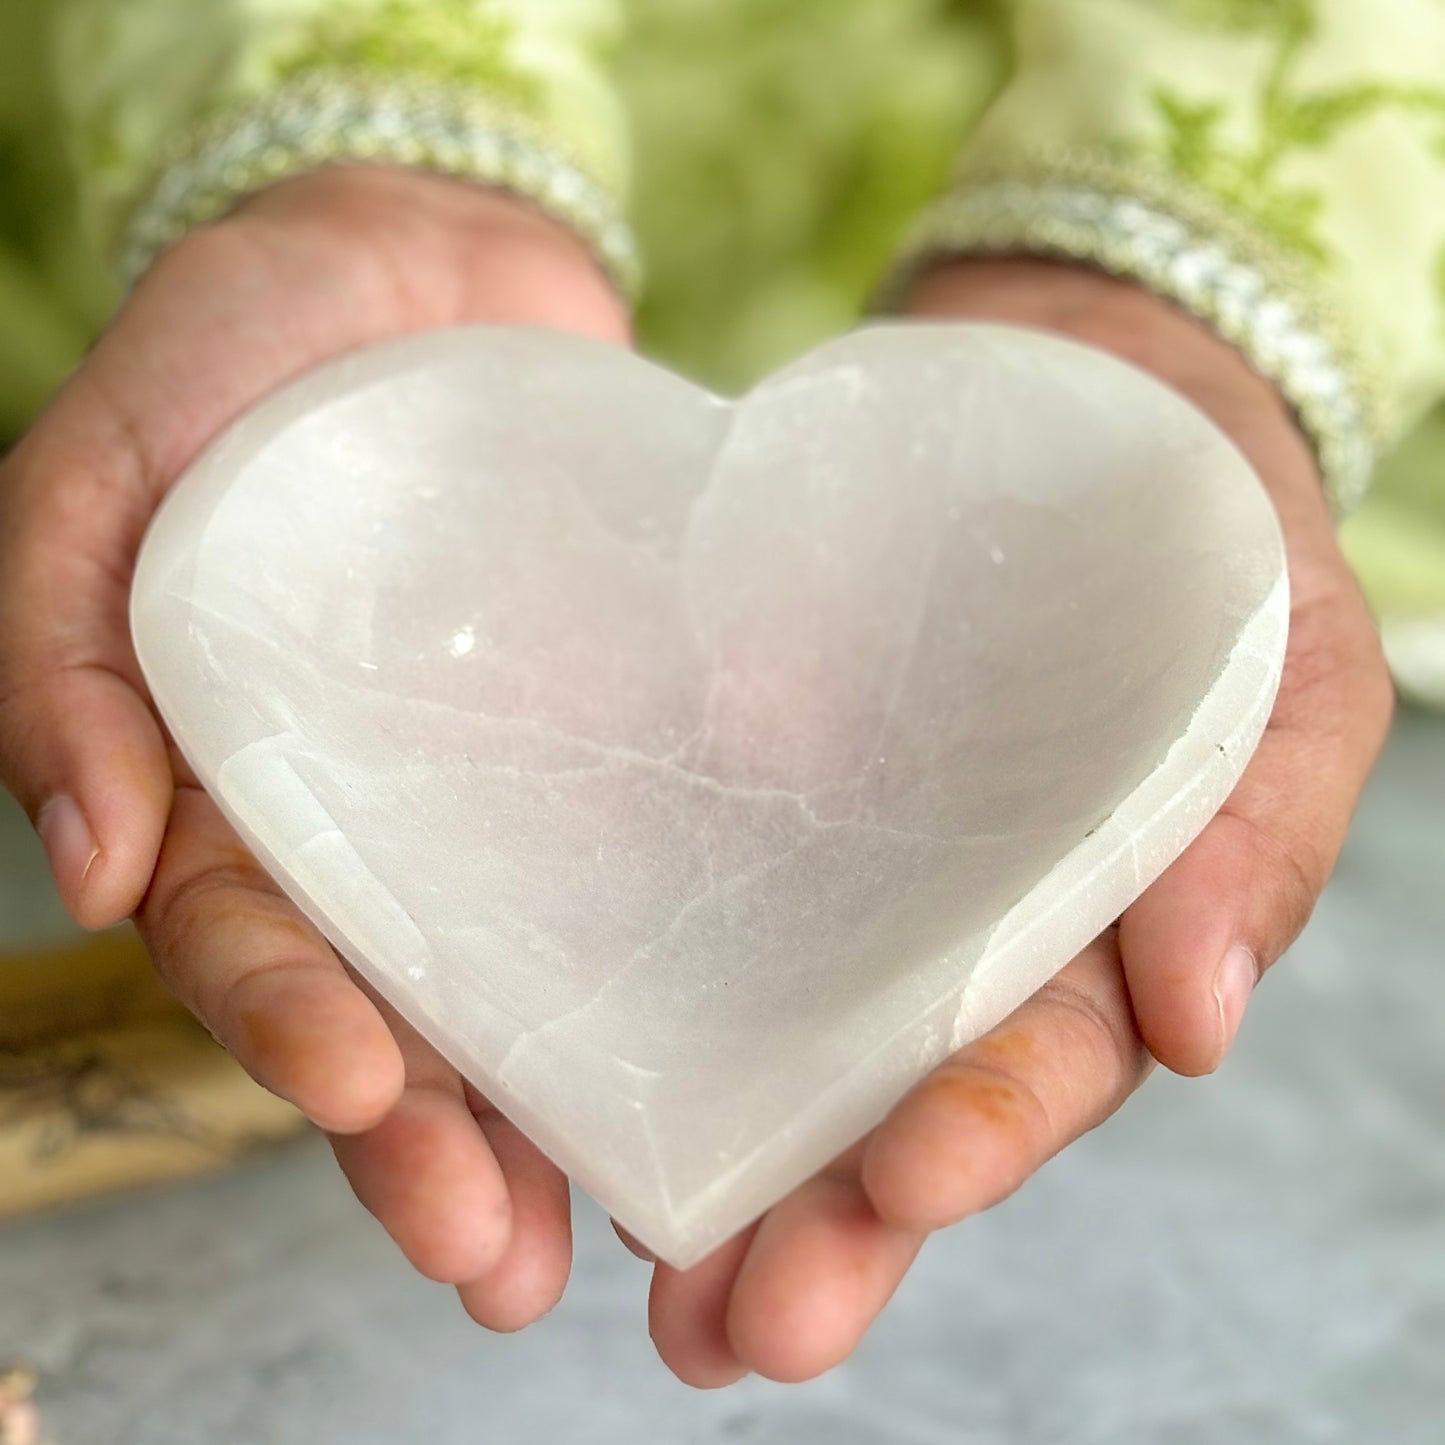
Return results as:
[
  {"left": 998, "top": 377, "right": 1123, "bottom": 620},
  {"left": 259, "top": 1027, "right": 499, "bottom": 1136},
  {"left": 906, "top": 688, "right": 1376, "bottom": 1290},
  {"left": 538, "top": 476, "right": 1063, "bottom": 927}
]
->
[
  {"left": 884, "top": 155, "right": 1383, "bottom": 517},
  {"left": 119, "top": 71, "right": 641, "bottom": 300}
]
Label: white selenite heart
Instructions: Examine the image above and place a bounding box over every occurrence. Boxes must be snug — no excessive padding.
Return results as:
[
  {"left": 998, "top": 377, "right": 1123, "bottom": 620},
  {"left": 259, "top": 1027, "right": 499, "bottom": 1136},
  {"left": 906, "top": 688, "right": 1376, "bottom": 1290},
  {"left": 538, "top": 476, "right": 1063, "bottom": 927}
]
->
[{"left": 132, "top": 324, "right": 1287, "bottom": 1266}]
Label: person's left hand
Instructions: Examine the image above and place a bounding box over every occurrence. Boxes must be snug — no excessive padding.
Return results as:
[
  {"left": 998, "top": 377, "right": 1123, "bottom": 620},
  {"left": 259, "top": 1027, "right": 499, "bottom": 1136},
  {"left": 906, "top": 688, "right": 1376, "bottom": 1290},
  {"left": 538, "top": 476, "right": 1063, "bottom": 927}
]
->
[{"left": 642, "top": 258, "right": 1394, "bottom": 1387}]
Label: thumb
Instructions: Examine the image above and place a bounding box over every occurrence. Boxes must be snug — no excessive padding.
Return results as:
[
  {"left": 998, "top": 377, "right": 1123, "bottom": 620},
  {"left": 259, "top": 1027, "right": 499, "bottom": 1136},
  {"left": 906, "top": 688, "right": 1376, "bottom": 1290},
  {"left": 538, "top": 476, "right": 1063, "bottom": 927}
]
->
[
  {"left": 1118, "top": 580, "right": 1394, "bottom": 1075},
  {"left": 0, "top": 411, "right": 173, "bottom": 928}
]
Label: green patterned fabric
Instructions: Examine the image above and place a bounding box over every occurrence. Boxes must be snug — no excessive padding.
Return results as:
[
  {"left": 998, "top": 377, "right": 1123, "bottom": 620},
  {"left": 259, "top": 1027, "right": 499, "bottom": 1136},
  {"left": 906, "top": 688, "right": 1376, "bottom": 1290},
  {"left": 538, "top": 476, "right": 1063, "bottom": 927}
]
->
[
  {"left": 955, "top": 1, "right": 1445, "bottom": 433},
  {"left": 0, "top": 0, "right": 1442, "bottom": 700}
]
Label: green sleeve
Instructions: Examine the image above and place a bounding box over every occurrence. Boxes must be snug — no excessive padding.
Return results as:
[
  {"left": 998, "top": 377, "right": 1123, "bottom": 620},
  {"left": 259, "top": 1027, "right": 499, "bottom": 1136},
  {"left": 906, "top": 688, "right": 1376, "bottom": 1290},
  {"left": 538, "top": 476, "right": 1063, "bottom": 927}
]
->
[
  {"left": 50, "top": 0, "right": 637, "bottom": 291},
  {"left": 894, "top": 0, "right": 1445, "bottom": 510}
]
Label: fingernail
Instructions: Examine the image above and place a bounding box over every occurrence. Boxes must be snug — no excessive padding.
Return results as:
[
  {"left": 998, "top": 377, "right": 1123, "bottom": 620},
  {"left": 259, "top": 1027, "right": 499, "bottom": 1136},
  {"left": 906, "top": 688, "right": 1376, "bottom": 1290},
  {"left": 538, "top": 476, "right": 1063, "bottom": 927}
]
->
[
  {"left": 37, "top": 795, "right": 100, "bottom": 901},
  {"left": 1215, "top": 945, "right": 1258, "bottom": 1056}
]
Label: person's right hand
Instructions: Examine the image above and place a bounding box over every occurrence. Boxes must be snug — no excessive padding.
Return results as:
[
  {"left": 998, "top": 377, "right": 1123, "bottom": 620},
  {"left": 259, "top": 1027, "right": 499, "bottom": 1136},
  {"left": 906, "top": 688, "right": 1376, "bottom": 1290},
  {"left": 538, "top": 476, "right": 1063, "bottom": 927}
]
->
[{"left": 0, "top": 165, "right": 630, "bottom": 1328}]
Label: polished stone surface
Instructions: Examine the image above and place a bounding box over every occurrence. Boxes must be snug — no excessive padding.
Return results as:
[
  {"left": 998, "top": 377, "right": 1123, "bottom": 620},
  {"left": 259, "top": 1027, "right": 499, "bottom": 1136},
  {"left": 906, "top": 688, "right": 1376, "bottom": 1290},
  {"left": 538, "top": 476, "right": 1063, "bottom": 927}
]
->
[
  {"left": 2, "top": 707, "right": 1440, "bottom": 1445},
  {"left": 131, "top": 323, "right": 1286, "bottom": 1264}
]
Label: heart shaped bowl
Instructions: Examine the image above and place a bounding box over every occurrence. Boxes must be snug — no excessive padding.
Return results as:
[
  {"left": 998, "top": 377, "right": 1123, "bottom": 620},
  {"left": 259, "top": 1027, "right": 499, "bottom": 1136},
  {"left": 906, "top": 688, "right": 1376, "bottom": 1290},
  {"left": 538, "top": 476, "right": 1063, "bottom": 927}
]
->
[{"left": 132, "top": 323, "right": 1287, "bottom": 1265}]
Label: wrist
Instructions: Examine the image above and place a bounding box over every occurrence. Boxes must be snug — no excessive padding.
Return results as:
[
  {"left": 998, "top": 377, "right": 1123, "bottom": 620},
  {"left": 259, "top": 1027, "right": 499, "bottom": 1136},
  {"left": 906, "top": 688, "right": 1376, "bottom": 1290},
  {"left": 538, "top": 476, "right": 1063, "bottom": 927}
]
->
[
  {"left": 215, "top": 164, "right": 633, "bottom": 344},
  {"left": 904, "top": 257, "right": 1328, "bottom": 525}
]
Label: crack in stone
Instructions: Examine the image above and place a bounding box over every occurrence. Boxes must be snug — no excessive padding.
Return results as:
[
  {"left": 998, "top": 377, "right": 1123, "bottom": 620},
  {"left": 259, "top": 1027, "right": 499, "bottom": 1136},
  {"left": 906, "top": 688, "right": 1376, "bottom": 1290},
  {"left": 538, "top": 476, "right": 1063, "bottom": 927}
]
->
[
  {"left": 494, "top": 829, "right": 821, "bottom": 1074},
  {"left": 844, "top": 528, "right": 948, "bottom": 819}
]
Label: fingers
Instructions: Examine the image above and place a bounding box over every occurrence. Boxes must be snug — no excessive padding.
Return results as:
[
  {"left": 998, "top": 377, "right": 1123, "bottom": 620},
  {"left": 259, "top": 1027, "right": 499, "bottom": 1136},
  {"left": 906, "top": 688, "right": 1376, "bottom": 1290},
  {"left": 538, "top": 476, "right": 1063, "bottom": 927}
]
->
[
  {"left": 136, "top": 784, "right": 405, "bottom": 1133},
  {"left": 649, "top": 1145, "right": 925, "bottom": 1387},
  {"left": 328, "top": 1014, "right": 511, "bottom": 1285},
  {"left": 455, "top": 1086, "right": 574, "bottom": 1331},
  {"left": 612, "top": 1221, "right": 656, "bottom": 1262},
  {"left": 1119, "top": 578, "right": 1395, "bottom": 1076},
  {"left": 648, "top": 1227, "right": 757, "bottom": 1389},
  {"left": 861, "top": 934, "right": 1150, "bottom": 1232},
  {"left": 724, "top": 1174, "right": 924, "bottom": 1383},
  {"left": 142, "top": 821, "right": 564, "bottom": 1313}
]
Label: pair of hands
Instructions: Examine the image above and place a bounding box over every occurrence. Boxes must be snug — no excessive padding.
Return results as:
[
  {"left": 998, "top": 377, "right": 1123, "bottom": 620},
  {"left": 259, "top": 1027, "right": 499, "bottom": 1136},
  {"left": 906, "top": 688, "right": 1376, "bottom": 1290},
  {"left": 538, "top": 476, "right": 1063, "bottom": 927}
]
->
[{"left": 0, "top": 167, "right": 1393, "bottom": 1386}]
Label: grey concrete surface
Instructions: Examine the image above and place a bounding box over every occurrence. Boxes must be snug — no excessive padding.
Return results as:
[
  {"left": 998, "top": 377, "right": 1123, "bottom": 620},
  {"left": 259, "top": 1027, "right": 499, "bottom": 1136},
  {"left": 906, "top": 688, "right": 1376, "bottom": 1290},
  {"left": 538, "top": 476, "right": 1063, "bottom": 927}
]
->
[
  {"left": 0, "top": 789, "right": 74, "bottom": 951},
  {"left": 1, "top": 709, "right": 1442, "bottom": 1444}
]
